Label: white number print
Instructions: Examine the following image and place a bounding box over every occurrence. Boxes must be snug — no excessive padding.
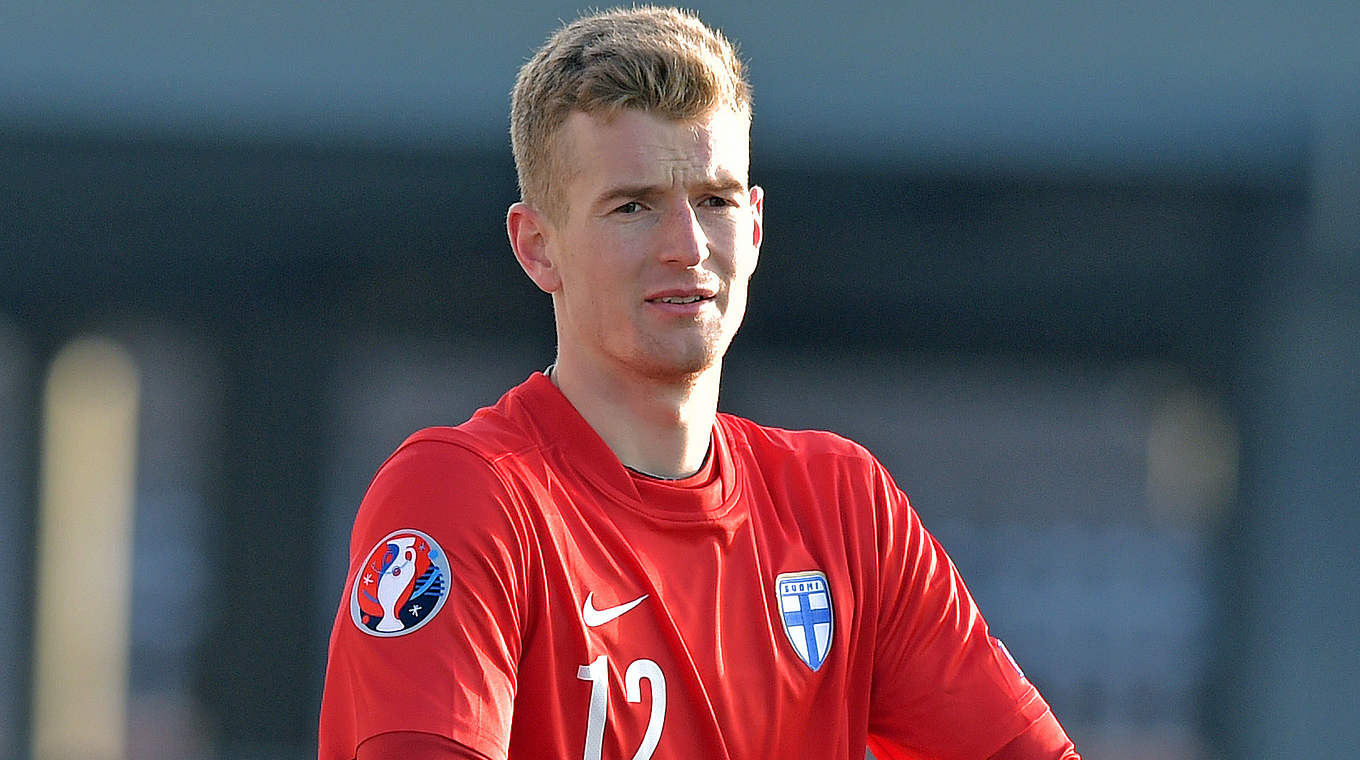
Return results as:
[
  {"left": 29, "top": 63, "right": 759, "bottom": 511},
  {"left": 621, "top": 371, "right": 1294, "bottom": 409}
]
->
[
  {"left": 624, "top": 659, "right": 665, "bottom": 759},
  {"left": 576, "top": 655, "right": 667, "bottom": 760}
]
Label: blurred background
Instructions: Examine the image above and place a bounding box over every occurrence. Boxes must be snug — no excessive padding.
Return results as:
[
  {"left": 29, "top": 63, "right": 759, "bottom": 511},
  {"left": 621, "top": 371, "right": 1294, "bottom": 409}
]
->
[{"left": 2, "top": 1, "right": 1358, "bottom": 758}]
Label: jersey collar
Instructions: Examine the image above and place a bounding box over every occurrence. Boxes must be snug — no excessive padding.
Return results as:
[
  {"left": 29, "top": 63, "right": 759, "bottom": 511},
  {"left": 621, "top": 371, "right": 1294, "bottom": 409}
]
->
[{"left": 514, "top": 372, "right": 744, "bottom": 527}]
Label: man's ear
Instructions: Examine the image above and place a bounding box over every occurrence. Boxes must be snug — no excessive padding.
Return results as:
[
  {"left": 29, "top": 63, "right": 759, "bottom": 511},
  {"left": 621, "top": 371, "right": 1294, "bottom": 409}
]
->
[
  {"left": 506, "top": 202, "right": 562, "bottom": 294},
  {"left": 749, "top": 184, "right": 764, "bottom": 251}
]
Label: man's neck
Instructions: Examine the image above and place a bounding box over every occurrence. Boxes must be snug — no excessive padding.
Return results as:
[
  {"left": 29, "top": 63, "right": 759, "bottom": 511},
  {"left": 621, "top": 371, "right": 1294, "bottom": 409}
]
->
[{"left": 549, "top": 359, "right": 719, "bottom": 479}]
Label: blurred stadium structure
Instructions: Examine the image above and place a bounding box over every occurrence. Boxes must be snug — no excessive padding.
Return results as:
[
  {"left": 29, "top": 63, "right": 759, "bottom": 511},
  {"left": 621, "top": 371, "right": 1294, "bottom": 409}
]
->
[{"left": 2, "top": 2, "right": 1357, "bottom": 759}]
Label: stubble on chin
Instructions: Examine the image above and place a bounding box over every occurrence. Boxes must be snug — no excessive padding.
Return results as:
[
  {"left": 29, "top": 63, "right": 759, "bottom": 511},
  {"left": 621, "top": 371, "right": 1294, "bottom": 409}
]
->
[{"left": 627, "top": 321, "right": 731, "bottom": 382}]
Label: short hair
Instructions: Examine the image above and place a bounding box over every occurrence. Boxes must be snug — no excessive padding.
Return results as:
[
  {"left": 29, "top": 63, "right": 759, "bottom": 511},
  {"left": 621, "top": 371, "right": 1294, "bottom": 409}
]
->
[{"left": 510, "top": 6, "right": 752, "bottom": 220}]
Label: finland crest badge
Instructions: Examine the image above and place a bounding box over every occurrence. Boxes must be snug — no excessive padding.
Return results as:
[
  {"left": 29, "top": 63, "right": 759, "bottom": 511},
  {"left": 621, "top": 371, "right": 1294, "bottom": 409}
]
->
[{"left": 776, "top": 570, "right": 834, "bottom": 671}]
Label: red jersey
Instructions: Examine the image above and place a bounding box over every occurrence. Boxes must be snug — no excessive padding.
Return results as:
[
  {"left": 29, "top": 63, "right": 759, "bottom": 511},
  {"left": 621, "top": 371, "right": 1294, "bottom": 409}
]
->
[{"left": 319, "top": 372, "right": 1074, "bottom": 759}]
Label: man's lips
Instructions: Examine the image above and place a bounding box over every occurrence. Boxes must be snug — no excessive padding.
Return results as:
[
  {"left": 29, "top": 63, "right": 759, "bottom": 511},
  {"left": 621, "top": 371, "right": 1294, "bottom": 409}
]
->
[{"left": 645, "top": 288, "right": 718, "bottom": 305}]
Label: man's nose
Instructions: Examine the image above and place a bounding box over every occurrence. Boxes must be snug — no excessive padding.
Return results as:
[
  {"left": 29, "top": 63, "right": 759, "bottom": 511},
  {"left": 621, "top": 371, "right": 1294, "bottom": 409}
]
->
[{"left": 660, "top": 202, "right": 709, "bottom": 266}]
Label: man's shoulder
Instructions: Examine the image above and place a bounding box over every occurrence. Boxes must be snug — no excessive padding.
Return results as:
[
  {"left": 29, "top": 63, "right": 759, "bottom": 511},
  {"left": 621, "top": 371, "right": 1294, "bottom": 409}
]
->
[
  {"left": 356, "top": 403, "right": 549, "bottom": 531},
  {"left": 389, "top": 411, "right": 542, "bottom": 476},
  {"left": 717, "top": 412, "right": 877, "bottom": 465},
  {"left": 717, "top": 414, "right": 895, "bottom": 512},
  {"left": 386, "top": 376, "right": 549, "bottom": 470}
]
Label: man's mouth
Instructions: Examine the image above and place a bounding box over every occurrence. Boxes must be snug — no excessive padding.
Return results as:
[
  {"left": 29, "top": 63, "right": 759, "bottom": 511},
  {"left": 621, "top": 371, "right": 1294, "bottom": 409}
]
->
[{"left": 654, "top": 295, "right": 708, "bottom": 304}]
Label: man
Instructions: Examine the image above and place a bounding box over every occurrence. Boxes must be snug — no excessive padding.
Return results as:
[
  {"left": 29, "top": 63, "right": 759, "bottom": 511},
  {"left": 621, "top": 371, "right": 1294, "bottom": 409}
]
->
[{"left": 319, "top": 7, "right": 1080, "bottom": 759}]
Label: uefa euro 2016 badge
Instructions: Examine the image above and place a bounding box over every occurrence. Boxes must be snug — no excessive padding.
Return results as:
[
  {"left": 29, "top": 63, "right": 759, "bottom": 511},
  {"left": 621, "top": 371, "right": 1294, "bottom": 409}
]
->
[
  {"left": 776, "top": 570, "right": 834, "bottom": 671},
  {"left": 350, "top": 529, "right": 451, "bottom": 637}
]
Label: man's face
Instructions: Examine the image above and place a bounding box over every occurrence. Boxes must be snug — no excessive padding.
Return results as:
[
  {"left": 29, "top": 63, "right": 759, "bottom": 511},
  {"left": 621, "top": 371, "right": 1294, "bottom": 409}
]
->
[{"left": 540, "top": 107, "right": 763, "bottom": 381}]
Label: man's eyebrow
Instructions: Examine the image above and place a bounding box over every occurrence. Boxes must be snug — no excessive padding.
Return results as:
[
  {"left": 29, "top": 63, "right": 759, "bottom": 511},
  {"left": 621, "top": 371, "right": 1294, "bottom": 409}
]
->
[
  {"left": 699, "top": 176, "right": 748, "bottom": 194},
  {"left": 594, "top": 177, "right": 748, "bottom": 206},
  {"left": 594, "top": 184, "right": 665, "bottom": 206}
]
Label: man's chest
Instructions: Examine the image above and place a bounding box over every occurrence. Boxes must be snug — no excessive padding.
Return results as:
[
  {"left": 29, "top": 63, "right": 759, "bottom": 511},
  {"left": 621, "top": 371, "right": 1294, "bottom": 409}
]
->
[{"left": 506, "top": 489, "right": 870, "bottom": 759}]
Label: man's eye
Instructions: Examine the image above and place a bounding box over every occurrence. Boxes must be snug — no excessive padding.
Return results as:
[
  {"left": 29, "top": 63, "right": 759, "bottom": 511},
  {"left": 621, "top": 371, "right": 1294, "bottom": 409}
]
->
[
  {"left": 699, "top": 196, "right": 736, "bottom": 208},
  {"left": 615, "top": 201, "right": 643, "bottom": 214}
]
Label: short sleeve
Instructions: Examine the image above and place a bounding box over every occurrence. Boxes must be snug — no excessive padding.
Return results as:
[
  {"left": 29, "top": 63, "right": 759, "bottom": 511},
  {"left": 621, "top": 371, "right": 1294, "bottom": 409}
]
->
[
  {"left": 866, "top": 461, "right": 1051, "bottom": 760},
  {"left": 318, "top": 437, "right": 530, "bottom": 760}
]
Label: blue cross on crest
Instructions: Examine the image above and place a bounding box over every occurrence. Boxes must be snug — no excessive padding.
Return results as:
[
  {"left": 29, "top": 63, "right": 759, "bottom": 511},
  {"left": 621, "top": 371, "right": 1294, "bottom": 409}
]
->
[{"left": 776, "top": 570, "right": 834, "bottom": 670}]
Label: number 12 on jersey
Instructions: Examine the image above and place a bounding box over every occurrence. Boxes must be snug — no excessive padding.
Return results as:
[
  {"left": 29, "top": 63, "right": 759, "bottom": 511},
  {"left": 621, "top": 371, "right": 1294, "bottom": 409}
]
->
[{"left": 576, "top": 655, "right": 667, "bottom": 760}]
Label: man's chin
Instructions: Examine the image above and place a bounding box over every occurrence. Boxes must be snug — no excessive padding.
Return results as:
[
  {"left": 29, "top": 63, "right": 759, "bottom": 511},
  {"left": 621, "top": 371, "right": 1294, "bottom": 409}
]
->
[{"left": 631, "top": 345, "right": 724, "bottom": 382}]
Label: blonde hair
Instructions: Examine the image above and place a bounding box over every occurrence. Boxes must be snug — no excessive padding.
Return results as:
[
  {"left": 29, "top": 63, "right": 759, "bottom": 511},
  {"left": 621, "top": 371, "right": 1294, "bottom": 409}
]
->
[{"left": 510, "top": 6, "right": 752, "bottom": 220}]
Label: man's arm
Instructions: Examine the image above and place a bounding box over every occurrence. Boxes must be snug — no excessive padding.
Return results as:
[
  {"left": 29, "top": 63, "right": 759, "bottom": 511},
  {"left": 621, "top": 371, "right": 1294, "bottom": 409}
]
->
[
  {"left": 986, "top": 711, "right": 1080, "bottom": 760},
  {"left": 864, "top": 458, "right": 1079, "bottom": 758},
  {"left": 318, "top": 435, "right": 528, "bottom": 760},
  {"left": 357, "top": 731, "right": 495, "bottom": 760},
  {"left": 870, "top": 711, "right": 1078, "bottom": 760}
]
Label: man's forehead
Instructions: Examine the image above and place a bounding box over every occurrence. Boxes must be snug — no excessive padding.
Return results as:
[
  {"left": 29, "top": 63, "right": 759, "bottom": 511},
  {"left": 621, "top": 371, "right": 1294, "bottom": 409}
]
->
[{"left": 562, "top": 108, "right": 749, "bottom": 175}]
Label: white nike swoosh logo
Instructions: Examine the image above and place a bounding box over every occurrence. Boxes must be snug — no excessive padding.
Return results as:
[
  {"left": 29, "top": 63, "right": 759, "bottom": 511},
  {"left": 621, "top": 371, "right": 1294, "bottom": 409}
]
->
[{"left": 582, "top": 591, "right": 649, "bottom": 627}]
